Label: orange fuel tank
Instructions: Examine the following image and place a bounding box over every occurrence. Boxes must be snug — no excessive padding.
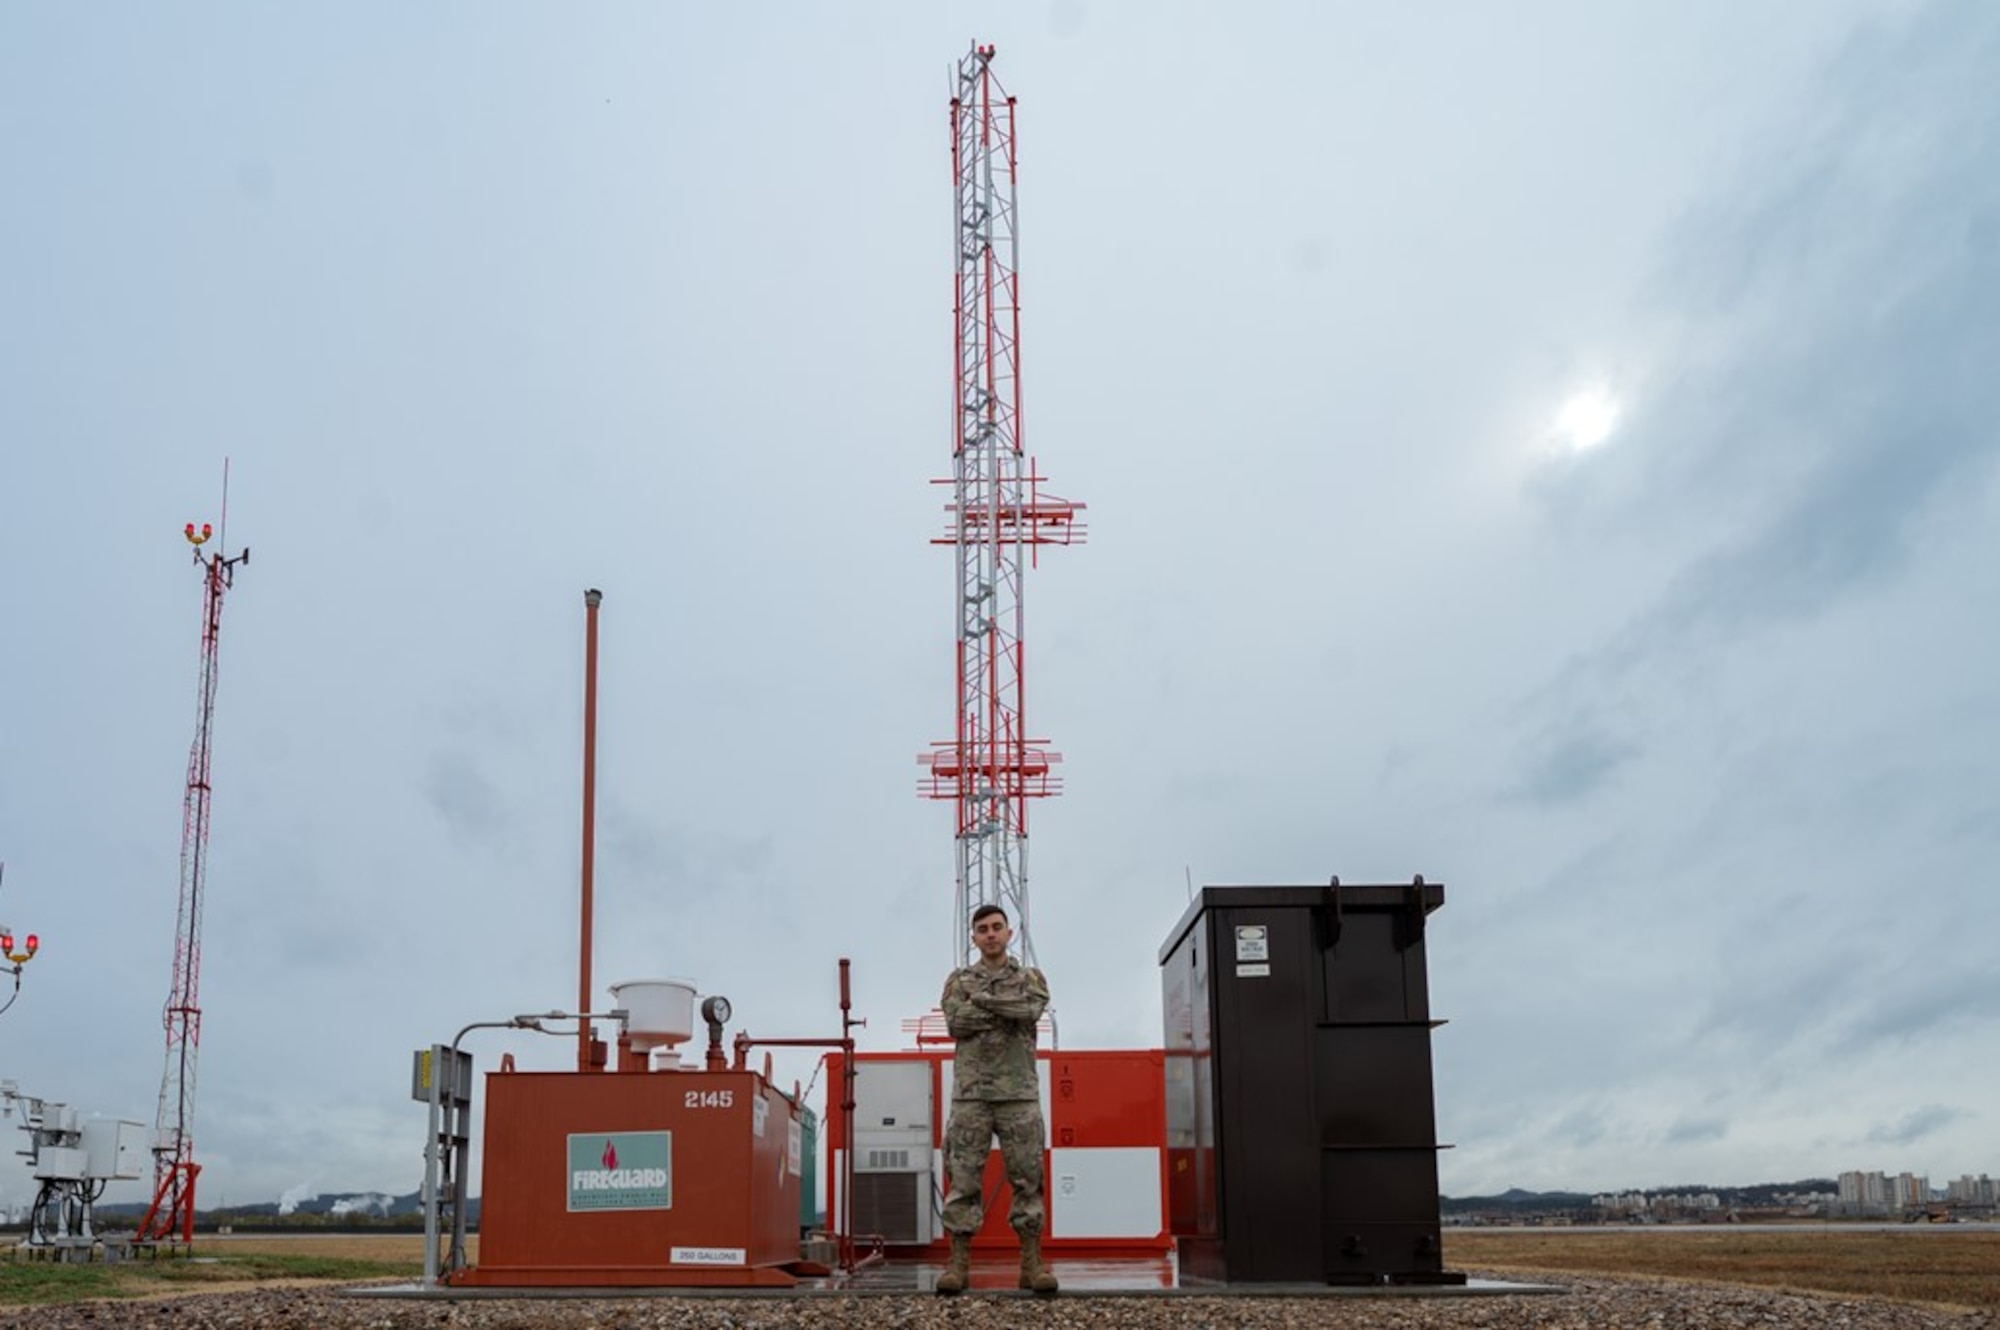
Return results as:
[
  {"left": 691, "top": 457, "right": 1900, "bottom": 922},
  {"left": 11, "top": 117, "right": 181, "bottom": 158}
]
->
[{"left": 454, "top": 1068, "right": 804, "bottom": 1288}]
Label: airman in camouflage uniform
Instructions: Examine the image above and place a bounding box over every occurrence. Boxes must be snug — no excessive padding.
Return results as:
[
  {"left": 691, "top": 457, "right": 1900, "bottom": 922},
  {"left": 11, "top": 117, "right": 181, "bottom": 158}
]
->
[{"left": 934, "top": 903, "right": 1057, "bottom": 1295}]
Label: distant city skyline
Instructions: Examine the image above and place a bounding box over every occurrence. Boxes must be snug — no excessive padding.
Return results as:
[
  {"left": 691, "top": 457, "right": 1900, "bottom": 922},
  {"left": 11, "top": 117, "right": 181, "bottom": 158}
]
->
[{"left": 9, "top": 1158, "right": 1993, "bottom": 1221}]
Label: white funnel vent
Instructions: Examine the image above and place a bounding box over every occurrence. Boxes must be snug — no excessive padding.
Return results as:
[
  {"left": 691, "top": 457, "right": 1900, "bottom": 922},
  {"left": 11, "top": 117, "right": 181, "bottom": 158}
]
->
[{"left": 608, "top": 979, "right": 696, "bottom": 1053}]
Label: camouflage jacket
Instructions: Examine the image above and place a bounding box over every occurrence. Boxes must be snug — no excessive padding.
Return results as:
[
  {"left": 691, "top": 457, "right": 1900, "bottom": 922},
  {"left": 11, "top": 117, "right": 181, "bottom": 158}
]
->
[{"left": 940, "top": 957, "right": 1049, "bottom": 1102}]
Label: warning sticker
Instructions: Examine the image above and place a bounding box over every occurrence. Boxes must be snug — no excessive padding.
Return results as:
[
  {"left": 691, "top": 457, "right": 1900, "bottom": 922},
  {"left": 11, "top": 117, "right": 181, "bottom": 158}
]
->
[{"left": 1235, "top": 925, "right": 1269, "bottom": 962}]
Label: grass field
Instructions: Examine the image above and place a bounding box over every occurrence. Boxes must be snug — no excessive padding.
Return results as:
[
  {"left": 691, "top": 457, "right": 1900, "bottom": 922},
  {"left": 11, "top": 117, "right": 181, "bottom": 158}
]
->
[
  {"left": 1444, "top": 1226, "right": 2000, "bottom": 1312},
  {"left": 3, "top": 1228, "right": 1996, "bottom": 1311},
  {"left": 0, "top": 1235, "right": 425, "bottom": 1307}
]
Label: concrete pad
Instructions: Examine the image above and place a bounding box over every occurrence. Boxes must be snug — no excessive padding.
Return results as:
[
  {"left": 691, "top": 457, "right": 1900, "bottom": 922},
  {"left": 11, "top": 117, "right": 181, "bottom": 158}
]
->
[{"left": 344, "top": 1254, "right": 1562, "bottom": 1299}]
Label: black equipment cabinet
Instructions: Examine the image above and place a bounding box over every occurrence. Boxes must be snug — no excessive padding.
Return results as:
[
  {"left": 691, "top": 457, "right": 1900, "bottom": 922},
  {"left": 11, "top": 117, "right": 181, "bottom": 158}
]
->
[{"left": 1159, "top": 880, "right": 1462, "bottom": 1285}]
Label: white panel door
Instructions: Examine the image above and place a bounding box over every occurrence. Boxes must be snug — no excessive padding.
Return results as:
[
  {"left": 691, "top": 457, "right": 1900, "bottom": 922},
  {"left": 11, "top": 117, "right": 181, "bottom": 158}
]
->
[{"left": 1046, "top": 1147, "right": 1164, "bottom": 1239}]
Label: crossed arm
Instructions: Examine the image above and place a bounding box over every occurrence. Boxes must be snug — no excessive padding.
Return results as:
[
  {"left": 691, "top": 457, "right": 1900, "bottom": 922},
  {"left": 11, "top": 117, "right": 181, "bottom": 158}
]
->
[
  {"left": 941, "top": 972, "right": 997, "bottom": 1038},
  {"left": 974, "top": 968, "right": 1049, "bottom": 1022},
  {"left": 940, "top": 967, "right": 1050, "bottom": 1037}
]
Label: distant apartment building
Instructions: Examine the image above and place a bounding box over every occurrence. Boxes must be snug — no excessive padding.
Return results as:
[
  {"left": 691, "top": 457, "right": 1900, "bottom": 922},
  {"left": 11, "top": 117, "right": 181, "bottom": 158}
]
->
[
  {"left": 1660, "top": 1192, "right": 1721, "bottom": 1213},
  {"left": 1837, "top": 1168, "right": 1955, "bottom": 1214},
  {"left": 1772, "top": 1188, "right": 1836, "bottom": 1210},
  {"left": 1839, "top": 1170, "right": 1900, "bottom": 1214},
  {"left": 1560, "top": 1170, "right": 1989, "bottom": 1224},
  {"left": 1838, "top": 1170, "right": 1889, "bottom": 1212},
  {"left": 1590, "top": 1190, "right": 1719, "bottom": 1218}
]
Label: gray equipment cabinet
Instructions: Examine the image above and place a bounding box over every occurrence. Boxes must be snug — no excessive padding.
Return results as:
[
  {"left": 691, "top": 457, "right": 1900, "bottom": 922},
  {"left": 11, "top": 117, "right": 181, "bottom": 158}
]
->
[{"left": 1159, "top": 879, "right": 1462, "bottom": 1285}]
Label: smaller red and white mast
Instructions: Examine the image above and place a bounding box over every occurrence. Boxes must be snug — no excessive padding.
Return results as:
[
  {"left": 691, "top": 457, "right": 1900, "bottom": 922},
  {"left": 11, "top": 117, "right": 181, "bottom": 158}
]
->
[{"left": 140, "top": 474, "right": 249, "bottom": 1246}]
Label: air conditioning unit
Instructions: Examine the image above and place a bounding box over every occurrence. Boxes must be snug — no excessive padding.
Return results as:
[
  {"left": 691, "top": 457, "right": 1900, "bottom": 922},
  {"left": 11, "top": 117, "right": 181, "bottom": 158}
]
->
[
  {"left": 857, "top": 1146, "right": 920, "bottom": 1173},
  {"left": 848, "top": 1167, "right": 936, "bottom": 1245},
  {"left": 842, "top": 1060, "right": 938, "bottom": 1244}
]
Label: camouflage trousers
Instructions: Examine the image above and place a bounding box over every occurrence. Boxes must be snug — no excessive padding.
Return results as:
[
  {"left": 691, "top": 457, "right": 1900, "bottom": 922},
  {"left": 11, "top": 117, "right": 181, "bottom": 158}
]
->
[{"left": 940, "top": 1098, "right": 1046, "bottom": 1236}]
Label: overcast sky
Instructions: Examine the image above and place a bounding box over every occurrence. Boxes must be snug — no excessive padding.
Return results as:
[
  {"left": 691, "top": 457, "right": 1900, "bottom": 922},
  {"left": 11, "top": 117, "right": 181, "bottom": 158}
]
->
[{"left": 3, "top": 0, "right": 1995, "bottom": 1215}]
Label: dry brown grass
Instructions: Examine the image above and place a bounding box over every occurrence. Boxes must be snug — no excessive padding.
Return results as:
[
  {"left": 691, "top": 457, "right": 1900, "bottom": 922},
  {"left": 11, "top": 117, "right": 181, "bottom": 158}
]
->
[
  {"left": 197, "top": 1232, "right": 451, "bottom": 1265},
  {"left": 1444, "top": 1226, "right": 2000, "bottom": 1312}
]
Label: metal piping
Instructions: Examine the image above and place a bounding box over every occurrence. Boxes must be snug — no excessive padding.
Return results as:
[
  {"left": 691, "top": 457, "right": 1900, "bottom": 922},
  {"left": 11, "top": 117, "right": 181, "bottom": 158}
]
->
[
  {"left": 578, "top": 588, "right": 603, "bottom": 1071},
  {"left": 724, "top": 958, "right": 866, "bottom": 1274}
]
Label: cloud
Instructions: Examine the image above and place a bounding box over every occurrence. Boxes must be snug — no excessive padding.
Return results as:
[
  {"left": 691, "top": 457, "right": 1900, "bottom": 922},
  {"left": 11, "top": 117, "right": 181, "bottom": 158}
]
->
[
  {"left": 1636, "top": 381, "right": 1992, "bottom": 648},
  {"left": 1664, "top": 1117, "right": 1727, "bottom": 1146},
  {"left": 1867, "top": 1104, "right": 1965, "bottom": 1147},
  {"left": 1551, "top": 1106, "right": 1607, "bottom": 1150},
  {"left": 1433, "top": 7, "right": 2000, "bottom": 1195},
  {"left": 421, "top": 750, "right": 512, "bottom": 848},
  {"left": 1837, "top": 961, "right": 2000, "bottom": 1049},
  {"left": 1544, "top": 5, "right": 2000, "bottom": 671},
  {"left": 596, "top": 799, "right": 774, "bottom": 889},
  {"left": 1506, "top": 715, "right": 1639, "bottom": 806}
]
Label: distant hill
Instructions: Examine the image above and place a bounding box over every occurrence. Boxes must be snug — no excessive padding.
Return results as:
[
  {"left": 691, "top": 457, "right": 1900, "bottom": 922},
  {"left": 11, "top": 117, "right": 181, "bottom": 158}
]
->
[
  {"left": 1441, "top": 1188, "right": 1592, "bottom": 1214},
  {"left": 1650, "top": 1179, "right": 1837, "bottom": 1201}
]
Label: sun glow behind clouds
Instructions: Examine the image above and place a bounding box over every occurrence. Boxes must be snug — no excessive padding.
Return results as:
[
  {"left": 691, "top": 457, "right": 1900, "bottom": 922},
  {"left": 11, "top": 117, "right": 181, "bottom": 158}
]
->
[{"left": 1554, "top": 386, "right": 1621, "bottom": 452}]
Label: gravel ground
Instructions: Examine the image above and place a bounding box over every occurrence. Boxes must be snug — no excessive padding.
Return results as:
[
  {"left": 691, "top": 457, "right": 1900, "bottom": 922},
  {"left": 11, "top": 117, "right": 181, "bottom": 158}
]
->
[{"left": 1, "top": 1275, "right": 1993, "bottom": 1330}]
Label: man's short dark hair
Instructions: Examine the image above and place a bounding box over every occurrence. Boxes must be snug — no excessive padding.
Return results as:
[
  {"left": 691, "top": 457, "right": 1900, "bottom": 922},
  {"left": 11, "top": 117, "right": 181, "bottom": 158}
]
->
[{"left": 971, "top": 903, "right": 1008, "bottom": 927}]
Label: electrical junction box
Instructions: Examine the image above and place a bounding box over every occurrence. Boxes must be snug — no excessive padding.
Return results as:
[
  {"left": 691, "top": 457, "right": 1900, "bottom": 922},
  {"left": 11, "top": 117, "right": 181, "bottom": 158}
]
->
[
  {"left": 852, "top": 1060, "right": 932, "bottom": 1166},
  {"left": 1047, "top": 1146, "right": 1163, "bottom": 1239},
  {"left": 1160, "top": 882, "right": 1462, "bottom": 1286},
  {"left": 32, "top": 1145, "right": 86, "bottom": 1183},
  {"left": 83, "top": 1119, "right": 148, "bottom": 1180}
]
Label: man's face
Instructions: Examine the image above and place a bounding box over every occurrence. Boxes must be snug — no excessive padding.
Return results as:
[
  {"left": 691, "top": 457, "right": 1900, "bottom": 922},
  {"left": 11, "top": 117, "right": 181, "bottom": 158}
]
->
[{"left": 971, "top": 911, "right": 1012, "bottom": 961}]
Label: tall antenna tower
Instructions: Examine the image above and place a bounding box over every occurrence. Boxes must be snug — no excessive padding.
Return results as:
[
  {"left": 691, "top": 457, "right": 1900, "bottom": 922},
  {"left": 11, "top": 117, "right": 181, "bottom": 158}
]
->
[
  {"left": 921, "top": 43, "right": 1084, "bottom": 972},
  {"left": 139, "top": 482, "right": 249, "bottom": 1246}
]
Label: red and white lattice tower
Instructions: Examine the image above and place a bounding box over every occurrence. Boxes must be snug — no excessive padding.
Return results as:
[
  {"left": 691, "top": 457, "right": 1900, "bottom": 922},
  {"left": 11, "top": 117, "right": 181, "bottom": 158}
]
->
[
  {"left": 920, "top": 43, "right": 1084, "bottom": 973},
  {"left": 139, "top": 508, "right": 249, "bottom": 1245}
]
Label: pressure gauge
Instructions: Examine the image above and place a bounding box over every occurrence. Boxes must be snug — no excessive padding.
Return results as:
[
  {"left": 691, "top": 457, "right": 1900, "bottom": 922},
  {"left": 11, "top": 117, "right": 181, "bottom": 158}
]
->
[{"left": 701, "top": 995, "right": 732, "bottom": 1026}]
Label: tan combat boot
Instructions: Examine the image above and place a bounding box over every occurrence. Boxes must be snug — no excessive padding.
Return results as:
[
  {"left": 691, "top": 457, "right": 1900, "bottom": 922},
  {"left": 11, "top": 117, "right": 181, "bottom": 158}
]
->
[
  {"left": 935, "top": 1232, "right": 973, "bottom": 1296},
  {"left": 1017, "top": 1230, "right": 1058, "bottom": 1294}
]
